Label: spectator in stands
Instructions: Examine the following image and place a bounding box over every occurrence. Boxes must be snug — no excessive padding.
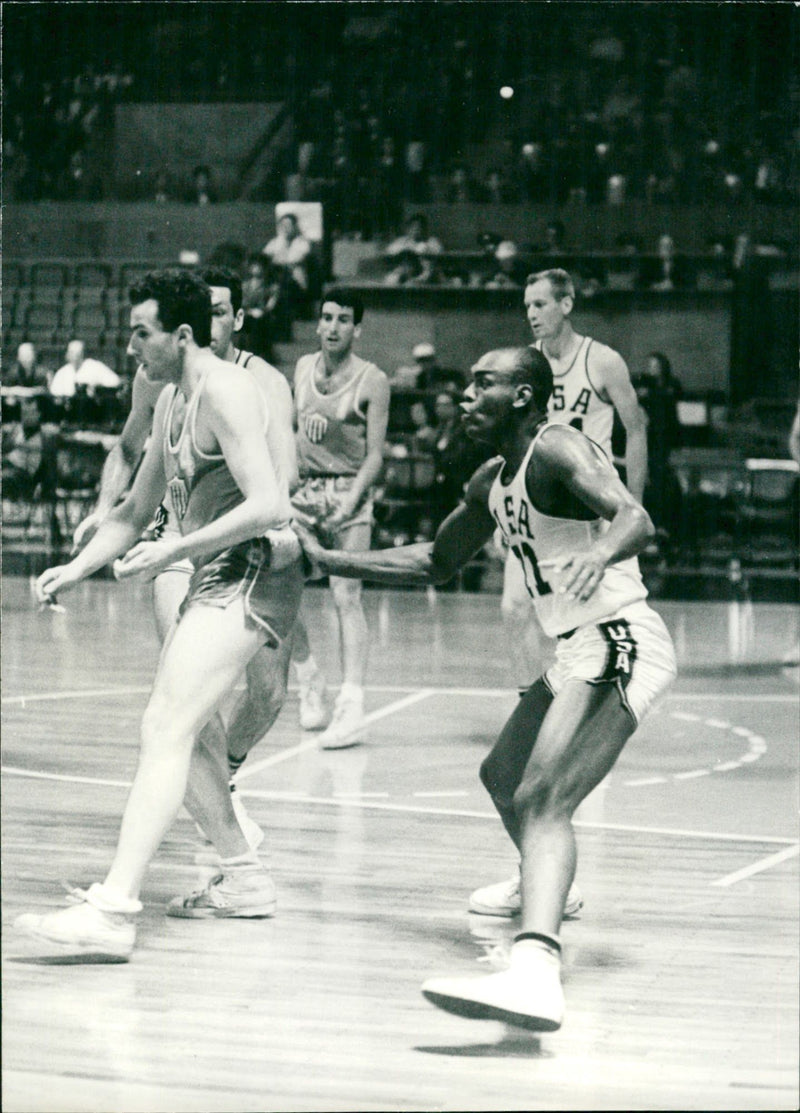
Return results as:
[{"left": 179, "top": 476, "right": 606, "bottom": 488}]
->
[
  {"left": 485, "top": 240, "right": 528, "bottom": 289},
  {"left": 634, "top": 352, "right": 683, "bottom": 540},
  {"left": 637, "top": 234, "right": 695, "bottom": 291},
  {"left": 408, "top": 399, "right": 437, "bottom": 454},
  {"left": 49, "top": 340, "right": 121, "bottom": 399},
  {"left": 188, "top": 164, "right": 217, "bottom": 205},
  {"left": 153, "top": 169, "right": 172, "bottom": 203},
  {"left": 447, "top": 164, "right": 480, "bottom": 203},
  {"left": 404, "top": 140, "right": 430, "bottom": 203},
  {"left": 56, "top": 148, "right": 102, "bottom": 200},
  {"left": 372, "top": 135, "right": 404, "bottom": 240},
  {"left": 413, "top": 343, "right": 465, "bottom": 393},
  {"left": 518, "top": 142, "right": 548, "bottom": 203},
  {"left": 6, "top": 342, "right": 51, "bottom": 389},
  {"left": 428, "top": 388, "right": 492, "bottom": 530},
  {"left": 262, "top": 211, "right": 314, "bottom": 336},
  {"left": 240, "top": 256, "right": 274, "bottom": 359},
  {"left": 2, "top": 396, "right": 56, "bottom": 501},
  {"left": 386, "top": 213, "right": 443, "bottom": 259},
  {"left": 542, "top": 219, "right": 567, "bottom": 255}
]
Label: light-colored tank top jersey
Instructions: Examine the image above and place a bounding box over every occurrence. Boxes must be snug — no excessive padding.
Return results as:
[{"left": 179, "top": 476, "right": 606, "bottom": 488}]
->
[
  {"left": 535, "top": 336, "right": 613, "bottom": 456},
  {"left": 488, "top": 424, "right": 647, "bottom": 638},
  {"left": 294, "top": 352, "right": 377, "bottom": 477},
  {"left": 158, "top": 350, "right": 285, "bottom": 535},
  {"left": 162, "top": 363, "right": 290, "bottom": 563}
]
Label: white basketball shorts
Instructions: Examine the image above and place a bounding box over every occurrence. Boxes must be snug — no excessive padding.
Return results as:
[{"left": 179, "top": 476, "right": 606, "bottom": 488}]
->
[{"left": 543, "top": 600, "right": 677, "bottom": 724}]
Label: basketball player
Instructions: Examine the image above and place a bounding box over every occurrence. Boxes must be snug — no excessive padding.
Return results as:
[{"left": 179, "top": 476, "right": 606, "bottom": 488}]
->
[
  {"left": 18, "top": 269, "right": 304, "bottom": 960},
  {"left": 73, "top": 265, "right": 298, "bottom": 860},
  {"left": 487, "top": 267, "right": 648, "bottom": 919},
  {"left": 289, "top": 287, "right": 390, "bottom": 748},
  {"left": 298, "top": 346, "right": 676, "bottom": 1031}
]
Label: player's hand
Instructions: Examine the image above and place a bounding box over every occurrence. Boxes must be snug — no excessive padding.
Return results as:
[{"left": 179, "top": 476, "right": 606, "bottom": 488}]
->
[
  {"left": 325, "top": 500, "right": 356, "bottom": 533},
  {"left": 303, "top": 412, "right": 328, "bottom": 444},
  {"left": 72, "top": 511, "right": 102, "bottom": 554},
  {"left": 264, "top": 525, "right": 302, "bottom": 571},
  {"left": 292, "top": 521, "right": 326, "bottom": 580},
  {"left": 34, "top": 564, "right": 80, "bottom": 609},
  {"left": 545, "top": 554, "right": 607, "bottom": 603},
  {"left": 113, "top": 540, "right": 181, "bottom": 581}
]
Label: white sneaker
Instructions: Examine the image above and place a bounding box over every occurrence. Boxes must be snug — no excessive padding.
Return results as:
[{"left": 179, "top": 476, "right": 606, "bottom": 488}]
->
[
  {"left": 15, "top": 883, "right": 139, "bottom": 961},
  {"left": 422, "top": 939, "right": 564, "bottom": 1031},
  {"left": 299, "top": 672, "right": 330, "bottom": 731},
  {"left": 230, "top": 786, "right": 265, "bottom": 853},
  {"left": 167, "top": 867, "right": 277, "bottom": 919},
  {"left": 318, "top": 696, "right": 365, "bottom": 750},
  {"left": 468, "top": 871, "right": 583, "bottom": 919}
]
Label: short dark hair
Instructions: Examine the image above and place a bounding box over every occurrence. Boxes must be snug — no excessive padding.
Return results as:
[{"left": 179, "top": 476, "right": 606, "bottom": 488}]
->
[
  {"left": 511, "top": 346, "right": 553, "bottom": 412},
  {"left": 525, "top": 267, "right": 575, "bottom": 301},
  {"left": 129, "top": 268, "right": 212, "bottom": 348},
  {"left": 320, "top": 286, "right": 364, "bottom": 325},
  {"left": 199, "top": 265, "right": 243, "bottom": 314}
]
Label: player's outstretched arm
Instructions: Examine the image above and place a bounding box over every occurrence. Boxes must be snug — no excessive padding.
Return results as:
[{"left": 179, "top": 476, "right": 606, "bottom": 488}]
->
[
  {"left": 302, "top": 459, "right": 499, "bottom": 586},
  {"left": 35, "top": 389, "right": 170, "bottom": 604}
]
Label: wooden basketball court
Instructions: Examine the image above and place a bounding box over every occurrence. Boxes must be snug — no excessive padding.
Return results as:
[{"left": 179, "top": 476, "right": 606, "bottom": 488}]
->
[{"left": 2, "top": 574, "right": 798, "bottom": 1112}]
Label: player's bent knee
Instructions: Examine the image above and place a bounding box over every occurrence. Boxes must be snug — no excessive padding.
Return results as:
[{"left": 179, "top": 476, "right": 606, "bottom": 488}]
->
[
  {"left": 512, "top": 765, "right": 559, "bottom": 818},
  {"left": 479, "top": 754, "right": 522, "bottom": 814}
]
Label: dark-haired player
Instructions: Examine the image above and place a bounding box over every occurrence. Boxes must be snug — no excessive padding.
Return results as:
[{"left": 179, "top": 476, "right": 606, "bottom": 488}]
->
[{"left": 19, "top": 268, "right": 303, "bottom": 959}]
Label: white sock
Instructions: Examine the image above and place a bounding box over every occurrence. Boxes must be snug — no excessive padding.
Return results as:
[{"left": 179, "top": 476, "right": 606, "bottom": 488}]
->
[
  {"left": 90, "top": 882, "right": 143, "bottom": 914},
  {"left": 338, "top": 682, "right": 363, "bottom": 705},
  {"left": 295, "top": 655, "right": 321, "bottom": 684}
]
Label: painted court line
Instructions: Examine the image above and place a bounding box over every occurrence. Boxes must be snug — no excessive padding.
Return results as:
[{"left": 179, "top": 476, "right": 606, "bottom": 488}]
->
[
  {"left": 3, "top": 684, "right": 797, "bottom": 706},
  {"left": 712, "top": 843, "right": 800, "bottom": 887},
  {"left": 236, "top": 689, "right": 436, "bottom": 780},
  {"left": 2, "top": 764, "right": 795, "bottom": 848}
]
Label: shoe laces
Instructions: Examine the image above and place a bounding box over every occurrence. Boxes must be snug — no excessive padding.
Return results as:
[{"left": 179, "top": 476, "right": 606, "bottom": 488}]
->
[{"left": 63, "top": 883, "right": 90, "bottom": 906}]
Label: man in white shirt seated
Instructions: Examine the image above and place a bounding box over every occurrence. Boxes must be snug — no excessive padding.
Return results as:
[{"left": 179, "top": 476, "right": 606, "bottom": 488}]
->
[{"left": 49, "top": 340, "right": 122, "bottom": 398}]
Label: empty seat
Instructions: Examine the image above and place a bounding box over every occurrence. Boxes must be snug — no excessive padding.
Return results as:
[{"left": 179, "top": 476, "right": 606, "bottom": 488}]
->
[
  {"left": 30, "top": 283, "right": 65, "bottom": 308},
  {"left": 2, "top": 262, "right": 26, "bottom": 290},
  {"left": 734, "top": 459, "right": 800, "bottom": 564},
  {"left": 74, "top": 262, "right": 113, "bottom": 288},
  {"left": 72, "top": 304, "right": 110, "bottom": 339},
  {"left": 30, "top": 262, "right": 69, "bottom": 287},
  {"left": 120, "top": 263, "right": 159, "bottom": 290},
  {"left": 25, "top": 304, "right": 63, "bottom": 342}
]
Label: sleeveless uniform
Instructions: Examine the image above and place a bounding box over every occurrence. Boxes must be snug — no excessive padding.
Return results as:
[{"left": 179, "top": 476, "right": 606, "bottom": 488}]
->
[
  {"left": 150, "top": 350, "right": 272, "bottom": 577},
  {"left": 291, "top": 351, "right": 378, "bottom": 542},
  {"left": 161, "top": 364, "right": 303, "bottom": 646},
  {"left": 536, "top": 335, "right": 613, "bottom": 455},
  {"left": 489, "top": 425, "right": 675, "bottom": 722}
]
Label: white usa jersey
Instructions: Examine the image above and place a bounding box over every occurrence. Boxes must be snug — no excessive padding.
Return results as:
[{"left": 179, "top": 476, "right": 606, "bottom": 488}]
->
[
  {"left": 487, "top": 424, "right": 647, "bottom": 638},
  {"left": 535, "top": 336, "right": 613, "bottom": 456}
]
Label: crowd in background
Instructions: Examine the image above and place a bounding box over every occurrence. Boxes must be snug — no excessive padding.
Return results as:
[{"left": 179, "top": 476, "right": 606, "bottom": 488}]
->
[{"left": 4, "top": 5, "right": 798, "bottom": 221}]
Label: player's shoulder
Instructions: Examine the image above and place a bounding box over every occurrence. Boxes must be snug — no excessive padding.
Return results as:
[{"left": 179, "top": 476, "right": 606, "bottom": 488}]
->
[
  {"left": 465, "top": 455, "right": 504, "bottom": 502},
  {"left": 357, "top": 355, "right": 390, "bottom": 391},
  {"left": 239, "top": 351, "right": 291, "bottom": 389},
  {"left": 295, "top": 351, "right": 318, "bottom": 375},
  {"left": 586, "top": 336, "right": 628, "bottom": 374}
]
